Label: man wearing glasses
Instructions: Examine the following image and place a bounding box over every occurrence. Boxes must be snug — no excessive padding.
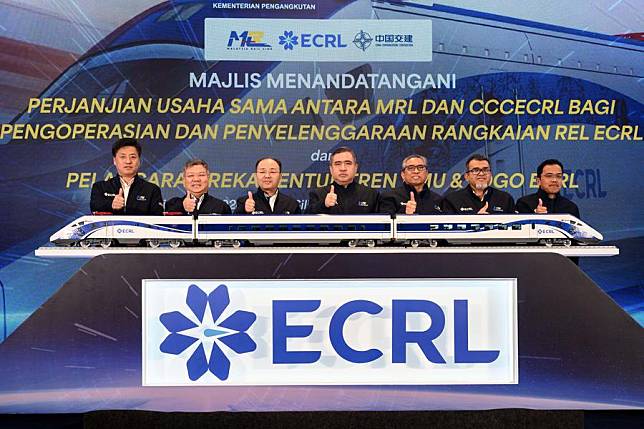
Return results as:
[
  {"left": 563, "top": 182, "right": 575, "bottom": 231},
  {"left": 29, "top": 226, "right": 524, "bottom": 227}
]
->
[
  {"left": 235, "top": 157, "right": 301, "bottom": 214},
  {"left": 307, "top": 146, "right": 379, "bottom": 214},
  {"left": 166, "top": 159, "right": 231, "bottom": 215},
  {"left": 441, "top": 154, "right": 515, "bottom": 214},
  {"left": 516, "top": 159, "right": 579, "bottom": 216},
  {"left": 379, "top": 154, "right": 442, "bottom": 215}
]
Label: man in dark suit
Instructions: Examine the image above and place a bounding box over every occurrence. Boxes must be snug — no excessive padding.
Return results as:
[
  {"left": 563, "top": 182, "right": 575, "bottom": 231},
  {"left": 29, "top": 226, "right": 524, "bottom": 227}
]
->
[
  {"left": 165, "top": 159, "right": 231, "bottom": 215},
  {"left": 441, "top": 154, "right": 514, "bottom": 215},
  {"left": 306, "top": 146, "right": 379, "bottom": 214},
  {"left": 379, "top": 154, "right": 442, "bottom": 215},
  {"left": 516, "top": 159, "right": 579, "bottom": 217},
  {"left": 235, "top": 157, "right": 301, "bottom": 215},
  {"left": 90, "top": 138, "right": 163, "bottom": 215}
]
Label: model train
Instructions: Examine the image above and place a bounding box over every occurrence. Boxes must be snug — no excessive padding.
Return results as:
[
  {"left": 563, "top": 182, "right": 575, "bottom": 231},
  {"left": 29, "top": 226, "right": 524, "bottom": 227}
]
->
[{"left": 49, "top": 214, "right": 602, "bottom": 248}]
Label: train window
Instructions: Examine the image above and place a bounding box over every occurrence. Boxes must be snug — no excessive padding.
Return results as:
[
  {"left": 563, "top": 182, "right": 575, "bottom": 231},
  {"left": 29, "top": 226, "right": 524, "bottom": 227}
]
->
[
  {"left": 272, "top": 100, "right": 324, "bottom": 131},
  {"left": 237, "top": 226, "right": 247, "bottom": 231},
  {"left": 511, "top": 225, "right": 522, "bottom": 230},
  {"left": 279, "top": 225, "right": 288, "bottom": 231},
  {"left": 471, "top": 224, "right": 480, "bottom": 231},
  {"left": 157, "top": 4, "right": 203, "bottom": 22},
  {"left": 251, "top": 226, "right": 261, "bottom": 231},
  {"left": 484, "top": 224, "right": 494, "bottom": 230},
  {"left": 444, "top": 225, "right": 453, "bottom": 230},
  {"left": 429, "top": 224, "right": 439, "bottom": 230},
  {"left": 324, "top": 63, "right": 374, "bottom": 124},
  {"left": 292, "top": 225, "right": 302, "bottom": 231},
  {"left": 265, "top": 225, "right": 275, "bottom": 231},
  {"left": 498, "top": 224, "right": 508, "bottom": 230},
  {"left": 334, "top": 225, "right": 343, "bottom": 231},
  {"left": 347, "top": 225, "right": 357, "bottom": 231},
  {"left": 457, "top": 224, "right": 467, "bottom": 230},
  {"left": 360, "top": 225, "right": 366, "bottom": 231},
  {"left": 306, "top": 225, "right": 316, "bottom": 231},
  {"left": 320, "top": 225, "right": 330, "bottom": 231},
  {"left": 228, "top": 226, "right": 236, "bottom": 231}
]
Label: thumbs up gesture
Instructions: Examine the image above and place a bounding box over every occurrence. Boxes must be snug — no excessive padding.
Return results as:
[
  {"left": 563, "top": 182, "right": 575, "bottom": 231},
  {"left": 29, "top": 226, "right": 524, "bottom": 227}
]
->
[
  {"left": 183, "top": 193, "right": 197, "bottom": 213},
  {"left": 325, "top": 185, "right": 337, "bottom": 208},
  {"left": 477, "top": 201, "right": 489, "bottom": 214},
  {"left": 112, "top": 188, "right": 125, "bottom": 211},
  {"left": 535, "top": 198, "right": 548, "bottom": 214},
  {"left": 244, "top": 191, "right": 256, "bottom": 213},
  {"left": 405, "top": 191, "right": 417, "bottom": 215}
]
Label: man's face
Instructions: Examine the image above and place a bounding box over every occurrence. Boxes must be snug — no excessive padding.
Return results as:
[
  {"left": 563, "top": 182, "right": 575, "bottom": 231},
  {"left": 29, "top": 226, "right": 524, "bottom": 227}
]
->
[
  {"left": 330, "top": 151, "right": 358, "bottom": 186},
  {"left": 184, "top": 164, "right": 209, "bottom": 196},
  {"left": 256, "top": 158, "right": 281, "bottom": 194},
  {"left": 401, "top": 157, "right": 428, "bottom": 188},
  {"left": 537, "top": 164, "right": 563, "bottom": 195},
  {"left": 113, "top": 146, "right": 140, "bottom": 178},
  {"left": 465, "top": 159, "right": 492, "bottom": 191}
]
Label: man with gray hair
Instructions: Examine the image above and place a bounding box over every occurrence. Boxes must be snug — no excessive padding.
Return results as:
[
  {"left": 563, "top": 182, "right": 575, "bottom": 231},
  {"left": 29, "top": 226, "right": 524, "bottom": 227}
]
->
[
  {"left": 165, "top": 159, "right": 231, "bottom": 215},
  {"left": 379, "top": 154, "right": 442, "bottom": 215}
]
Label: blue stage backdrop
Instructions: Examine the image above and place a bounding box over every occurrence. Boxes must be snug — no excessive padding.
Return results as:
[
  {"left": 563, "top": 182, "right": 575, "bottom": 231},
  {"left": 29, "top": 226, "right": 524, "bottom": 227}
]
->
[{"left": 0, "top": 0, "right": 642, "bottom": 412}]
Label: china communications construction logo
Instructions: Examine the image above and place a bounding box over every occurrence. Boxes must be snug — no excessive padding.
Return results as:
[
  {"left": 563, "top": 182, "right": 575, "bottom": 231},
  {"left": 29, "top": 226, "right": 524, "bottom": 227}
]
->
[{"left": 158, "top": 284, "right": 256, "bottom": 381}]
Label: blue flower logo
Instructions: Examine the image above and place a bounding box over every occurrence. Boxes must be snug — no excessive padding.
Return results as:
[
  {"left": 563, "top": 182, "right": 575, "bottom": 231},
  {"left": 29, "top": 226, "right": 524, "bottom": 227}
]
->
[
  {"left": 279, "top": 30, "right": 298, "bottom": 50},
  {"left": 159, "top": 284, "right": 256, "bottom": 381}
]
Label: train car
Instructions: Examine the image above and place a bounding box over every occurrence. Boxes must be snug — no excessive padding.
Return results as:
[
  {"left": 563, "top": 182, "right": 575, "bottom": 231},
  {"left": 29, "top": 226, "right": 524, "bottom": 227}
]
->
[
  {"left": 393, "top": 214, "right": 603, "bottom": 247},
  {"left": 196, "top": 214, "right": 394, "bottom": 247},
  {"left": 50, "top": 215, "right": 194, "bottom": 248}
]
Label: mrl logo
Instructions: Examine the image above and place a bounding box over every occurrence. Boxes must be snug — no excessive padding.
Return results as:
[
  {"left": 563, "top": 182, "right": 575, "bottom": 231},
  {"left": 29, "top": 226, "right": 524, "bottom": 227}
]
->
[
  {"left": 143, "top": 279, "right": 517, "bottom": 386},
  {"left": 227, "top": 31, "right": 271, "bottom": 48}
]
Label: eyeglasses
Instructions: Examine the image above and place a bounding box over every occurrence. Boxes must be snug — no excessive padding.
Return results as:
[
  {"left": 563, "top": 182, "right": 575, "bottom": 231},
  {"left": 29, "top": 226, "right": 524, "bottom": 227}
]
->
[
  {"left": 403, "top": 165, "right": 427, "bottom": 172},
  {"left": 466, "top": 168, "right": 491, "bottom": 175},
  {"left": 542, "top": 173, "right": 563, "bottom": 180}
]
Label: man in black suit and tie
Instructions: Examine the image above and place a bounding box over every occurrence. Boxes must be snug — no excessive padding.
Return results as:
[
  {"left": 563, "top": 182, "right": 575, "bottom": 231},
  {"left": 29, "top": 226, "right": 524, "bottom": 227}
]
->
[
  {"left": 235, "top": 157, "right": 301, "bottom": 215},
  {"left": 165, "top": 159, "right": 231, "bottom": 215}
]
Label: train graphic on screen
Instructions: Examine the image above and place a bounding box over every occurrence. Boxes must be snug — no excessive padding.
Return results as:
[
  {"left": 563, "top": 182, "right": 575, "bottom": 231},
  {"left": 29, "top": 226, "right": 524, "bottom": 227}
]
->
[{"left": 49, "top": 214, "right": 602, "bottom": 248}]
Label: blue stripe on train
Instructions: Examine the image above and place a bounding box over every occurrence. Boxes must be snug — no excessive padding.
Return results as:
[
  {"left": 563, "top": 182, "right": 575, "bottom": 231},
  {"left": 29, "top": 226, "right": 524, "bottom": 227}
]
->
[
  {"left": 397, "top": 219, "right": 575, "bottom": 234},
  {"left": 199, "top": 223, "right": 391, "bottom": 232},
  {"left": 74, "top": 220, "right": 193, "bottom": 239}
]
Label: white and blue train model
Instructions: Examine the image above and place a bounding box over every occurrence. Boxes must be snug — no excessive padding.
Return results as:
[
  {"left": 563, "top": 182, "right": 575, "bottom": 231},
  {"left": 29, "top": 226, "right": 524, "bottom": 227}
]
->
[{"left": 49, "top": 214, "right": 602, "bottom": 248}]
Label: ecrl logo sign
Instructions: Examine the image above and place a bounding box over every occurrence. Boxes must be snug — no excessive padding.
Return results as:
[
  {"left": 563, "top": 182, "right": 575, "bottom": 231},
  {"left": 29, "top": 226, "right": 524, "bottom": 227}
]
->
[{"left": 142, "top": 279, "right": 517, "bottom": 386}]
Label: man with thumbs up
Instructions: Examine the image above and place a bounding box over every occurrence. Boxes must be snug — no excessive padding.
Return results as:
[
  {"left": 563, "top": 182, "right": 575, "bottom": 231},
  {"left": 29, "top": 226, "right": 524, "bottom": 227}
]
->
[
  {"left": 307, "top": 146, "right": 379, "bottom": 214},
  {"left": 165, "top": 160, "right": 231, "bottom": 215},
  {"left": 90, "top": 138, "right": 163, "bottom": 215},
  {"left": 516, "top": 159, "right": 579, "bottom": 217},
  {"left": 379, "top": 154, "right": 442, "bottom": 215},
  {"left": 441, "top": 154, "right": 515, "bottom": 215},
  {"left": 235, "top": 157, "right": 301, "bottom": 214}
]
